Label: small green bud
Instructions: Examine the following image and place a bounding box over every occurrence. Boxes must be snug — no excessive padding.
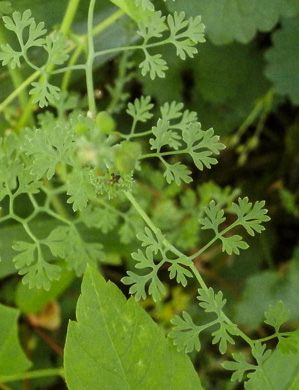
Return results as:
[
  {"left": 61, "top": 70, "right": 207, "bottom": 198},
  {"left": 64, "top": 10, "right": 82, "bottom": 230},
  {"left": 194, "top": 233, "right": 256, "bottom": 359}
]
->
[
  {"left": 114, "top": 141, "right": 142, "bottom": 174},
  {"left": 96, "top": 111, "right": 116, "bottom": 134}
]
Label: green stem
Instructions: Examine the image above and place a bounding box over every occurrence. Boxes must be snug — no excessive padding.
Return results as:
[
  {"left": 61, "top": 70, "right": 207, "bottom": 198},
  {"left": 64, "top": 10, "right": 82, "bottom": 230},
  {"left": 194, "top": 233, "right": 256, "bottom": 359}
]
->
[
  {"left": 86, "top": 0, "right": 96, "bottom": 117},
  {"left": 0, "top": 71, "right": 39, "bottom": 113},
  {"left": 0, "top": 367, "right": 64, "bottom": 384},
  {"left": 61, "top": 9, "right": 125, "bottom": 91},
  {"left": 60, "top": 0, "right": 81, "bottom": 36},
  {"left": 139, "top": 149, "right": 186, "bottom": 160}
]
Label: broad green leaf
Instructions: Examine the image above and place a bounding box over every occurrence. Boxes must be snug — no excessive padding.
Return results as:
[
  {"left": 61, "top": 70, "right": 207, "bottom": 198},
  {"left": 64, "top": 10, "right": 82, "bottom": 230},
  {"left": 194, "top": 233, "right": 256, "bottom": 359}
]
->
[
  {"left": 64, "top": 266, "right": 203, "bottom": 390},
  {"left": 235, "top": 248, "right": 299, "bottom": 329},
  {"left": 0, "top": 304, "right": 31, "bottom": 376},
  {"left": 167, "top": 0, "right": 299, "bottom": 44},
  {"left": 265, "top": 17, "right": 299, "bottom": 105},
  {"left": 109, "top": 0, "right": 155, "bottom": 23}
]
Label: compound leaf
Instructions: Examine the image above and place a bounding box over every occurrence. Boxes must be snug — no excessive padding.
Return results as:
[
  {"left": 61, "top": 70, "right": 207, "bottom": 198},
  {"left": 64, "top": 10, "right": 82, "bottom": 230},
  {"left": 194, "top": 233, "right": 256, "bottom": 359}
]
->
[
  {"left": 0, "top": 304, "right": 32, "bottom": 377},
  {"left": 64, "top": 266, "right": 203, "bottom": 390}
]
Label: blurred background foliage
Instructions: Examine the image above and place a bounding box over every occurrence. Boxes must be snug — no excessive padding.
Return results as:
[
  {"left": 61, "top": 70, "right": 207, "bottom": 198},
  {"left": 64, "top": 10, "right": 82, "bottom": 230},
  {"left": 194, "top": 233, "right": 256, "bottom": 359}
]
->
[{"left": 0, "top": 0, "right": 299, "bottom": 389}]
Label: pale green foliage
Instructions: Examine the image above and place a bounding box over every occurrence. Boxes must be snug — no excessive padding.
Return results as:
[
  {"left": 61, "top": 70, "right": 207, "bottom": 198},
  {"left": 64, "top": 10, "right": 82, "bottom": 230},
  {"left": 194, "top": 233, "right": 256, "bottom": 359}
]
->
[
  {"left": 200, "top": 197, "right": 270, "bottom": 255},
  {"left": 122, "top": 227, "right": 193, "bottom": 301},
  {"left": 126, "top": 95, "right": 154, "bottom": 122},
  {"left": 264, "top": 301, "right": 290, "bottom": 333},
  {"left": 0, "top": 2, "right": 289, "bottom": 388},
  {"left": 0, "top": 10, "right": 68, "bottom": 107},
  {"left": 138, "top": 11, "right": 205, "bottom": 79}
]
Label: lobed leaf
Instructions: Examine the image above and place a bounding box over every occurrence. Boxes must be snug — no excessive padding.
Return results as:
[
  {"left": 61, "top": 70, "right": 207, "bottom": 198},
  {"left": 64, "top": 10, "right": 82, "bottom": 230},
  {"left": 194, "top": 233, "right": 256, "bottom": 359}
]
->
[
  {"left": 183, "top": 123, "right": 226, "bottom": 170},
  {"left": 264, "top": 301, "right": 290, "bottom": 333},
  {"left": 232, "top": 197, "right": 270, "bottom": 236},
  {"left": 222, "top": 352, "right": 256, "bottom": 382},
  {"left": 126, "top": 96, "right": 154, "bottom": 122},
  {"left": 150, "top": 119, "right": 181, "bottom": 151},
  {"left": 66, "top": 168, "right": 96, "bottom": 212},
  {"left": 220, "top": 234, "right": 249, "bottom": 255},
  {"left": 169, "top": 311, "right": 201, "bottom": 353},
  {"left": 168, "top": 261, "right": 193, "bottom": 287},
  {"left": 199, "top": 200, "right": 226, "bottom": 233},
  {"left": 0, "top": 43, "right": 22, "bottom": 68},
  {"left": 163, "top": 161, "right": 192, "bottom": 185},
  {"left": 139, "top": 51, "right": 168, "bottom": 79},
  {"left": 168, "top": 12, "right": 205, "bottom": 60}
]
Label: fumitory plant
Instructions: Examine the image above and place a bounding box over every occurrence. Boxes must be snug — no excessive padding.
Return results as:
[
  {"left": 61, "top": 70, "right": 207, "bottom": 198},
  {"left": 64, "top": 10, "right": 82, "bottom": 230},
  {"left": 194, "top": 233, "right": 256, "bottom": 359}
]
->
[{"left": 0, "top": 0, "right": 298, "bottom": 389}]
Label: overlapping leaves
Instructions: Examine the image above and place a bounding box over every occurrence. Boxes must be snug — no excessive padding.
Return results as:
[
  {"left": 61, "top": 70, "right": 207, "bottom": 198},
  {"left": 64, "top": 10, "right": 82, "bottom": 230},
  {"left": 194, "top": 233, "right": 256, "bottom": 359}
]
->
[
  {"left": 122, "top": 227, "right": 193, "bottom": 301},
  {"left": 0, "top": 10, "right": 69, "bottom": 107},
  {"left": 200, "top": 197, "right": 270, "bottom": 255},
  {"left": 137, "top": 11, "right": 205, "bottom": 79}
]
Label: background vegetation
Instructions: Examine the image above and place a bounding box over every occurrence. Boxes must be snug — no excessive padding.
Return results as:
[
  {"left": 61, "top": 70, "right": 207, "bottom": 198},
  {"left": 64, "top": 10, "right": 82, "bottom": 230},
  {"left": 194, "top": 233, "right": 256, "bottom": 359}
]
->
[{"left": 0, "top": 0, "right": 299, "bottom": 389}]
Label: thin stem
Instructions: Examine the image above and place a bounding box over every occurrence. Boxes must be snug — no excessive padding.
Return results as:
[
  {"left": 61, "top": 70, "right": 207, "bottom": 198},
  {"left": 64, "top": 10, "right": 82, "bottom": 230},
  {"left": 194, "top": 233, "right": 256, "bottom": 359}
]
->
[
  {"left": 85, "top": 0, "right": 97, "bottom": 117},
  {"left": 0, "top": 71, "right": 39, "bottom": 113},
  {"left": 61, "top": 9, "right": 125, "bottom": 91},
  {"left": 0, "top": 368, "right": 64, "bottom": 384},
  {"left": 139, "top": 150, "right": 186, "bottom": 160}
]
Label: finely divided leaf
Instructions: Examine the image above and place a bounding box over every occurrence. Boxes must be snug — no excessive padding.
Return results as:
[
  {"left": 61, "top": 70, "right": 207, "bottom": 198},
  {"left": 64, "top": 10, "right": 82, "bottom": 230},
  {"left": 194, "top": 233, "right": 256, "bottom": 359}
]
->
[
  {"left": 168, "top": 12, "right": 205, "bottom": 60},
  {"left": 126, "top": 96, "right": 154, "bottom": 122},
  {"left": 183, "top": 123, "right": 225, "bottom": 170},
  {"left": 163, "top": 161, "right": 192, "bottom": 185},
  {"left": 220, "top": 235, "right": 249, "bottom": 255},
  {"left": 66, "top": 168, "right": 96, "bottom": 212},
  {"left": 168, "top": 261, "right": 193, "bottom": 287},
  {"left": 199, "top": 200, "right": 226, "bottom": 233},
  {"left": 46, "top": 226, "right": 105, "bottom": 275},
  {"left": 169, "top": 311, "right": 201, "bottom": 353},
  {"left": 22, "top": 123, "right": 76, "bottom": 179},
  {"left": 264, "top": 301, "right": 290, "bottom": 333},
  {"left": 0, "top": 304, "right": 32, "bottom": 377},
  {"left": 232, "top": 197, "right": 270, "bottom": 235},
  {"left": 222, "top": 352, "right": 256, "bottom": 382},
  {"left": 64, "top": 267, "right": 203, "bottom": 390}
]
